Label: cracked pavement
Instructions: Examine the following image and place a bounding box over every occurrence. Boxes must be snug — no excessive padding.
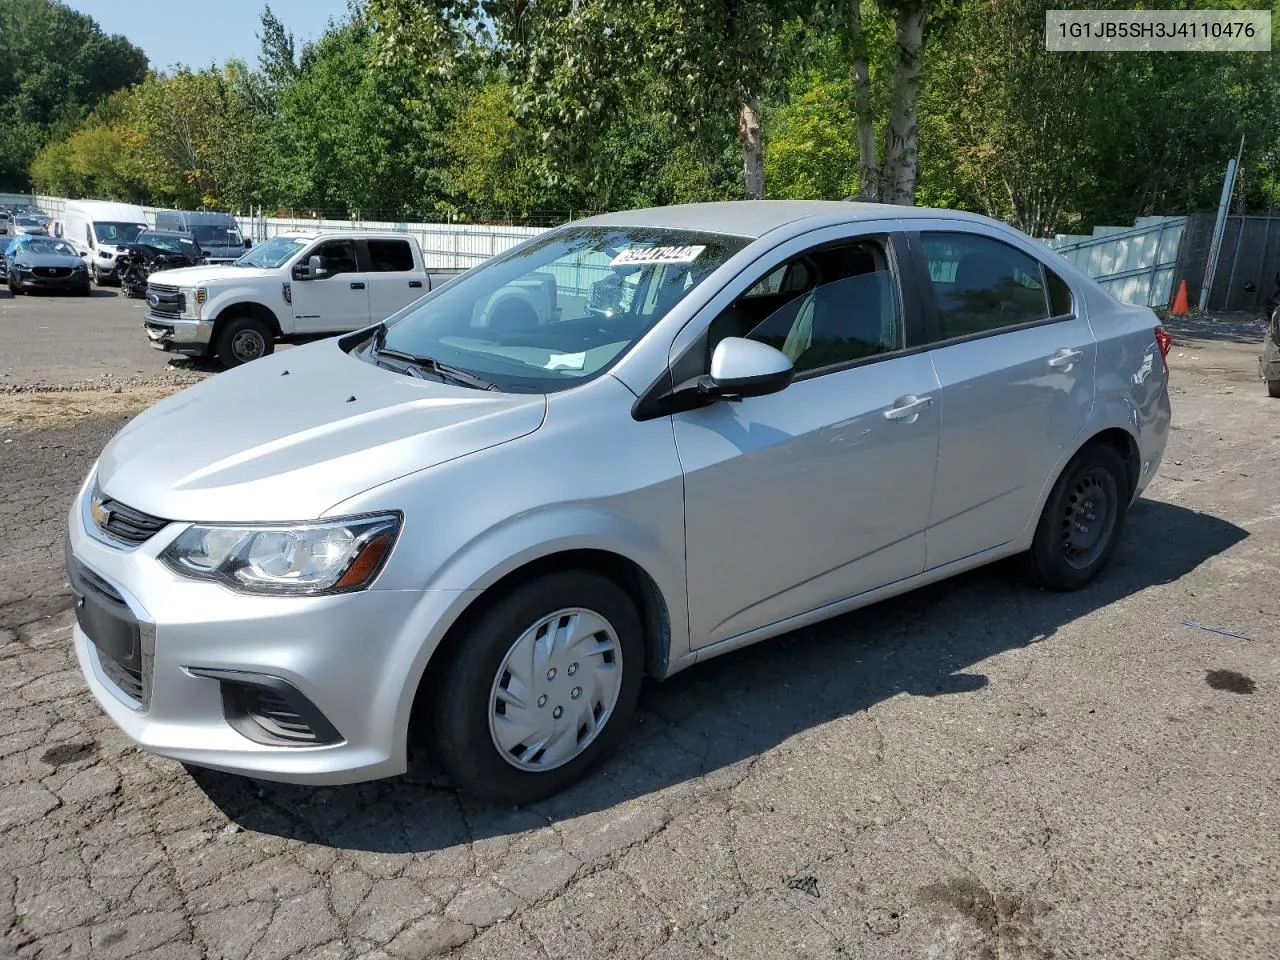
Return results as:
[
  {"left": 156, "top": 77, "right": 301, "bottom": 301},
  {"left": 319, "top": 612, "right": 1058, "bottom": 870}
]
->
[{"left": 2, "top": 317, "right": 1279, "bottom": 959}]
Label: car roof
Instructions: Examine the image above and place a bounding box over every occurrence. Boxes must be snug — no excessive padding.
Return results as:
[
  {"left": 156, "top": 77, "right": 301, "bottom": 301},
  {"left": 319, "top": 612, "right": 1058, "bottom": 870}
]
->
[{"left": 576, "top": 200, "right": 1001, "bottom": 239}]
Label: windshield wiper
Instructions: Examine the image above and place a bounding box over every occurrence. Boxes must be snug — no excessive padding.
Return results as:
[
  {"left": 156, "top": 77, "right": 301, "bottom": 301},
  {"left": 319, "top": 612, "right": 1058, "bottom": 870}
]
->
[{"left": 372, "top": 327, "right": 498, "bottom": 391}]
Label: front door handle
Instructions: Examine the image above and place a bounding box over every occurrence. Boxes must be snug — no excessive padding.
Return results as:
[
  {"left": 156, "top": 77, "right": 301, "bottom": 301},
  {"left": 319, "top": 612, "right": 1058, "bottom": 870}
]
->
[
  {"left": 883, "top": 395, "right": 934, "bottom": 422},
  {"left": 349, "top": 281, "right": 366, "bottom": 290},
  {"left": 408, "top": 280, "right": 423, "bottom": 288},
  {"left": 1048, "top": 348, "right": 1083, "bottom": 369}
]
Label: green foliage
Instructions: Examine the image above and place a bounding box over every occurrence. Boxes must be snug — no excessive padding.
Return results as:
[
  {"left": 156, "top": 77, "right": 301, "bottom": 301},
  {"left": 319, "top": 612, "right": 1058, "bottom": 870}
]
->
[
  {"left": 20, "top": 0, "right": 1280, "bottom": 232},
  {"left": 0, "top": 0, "right": 147, "bottom": 188}
]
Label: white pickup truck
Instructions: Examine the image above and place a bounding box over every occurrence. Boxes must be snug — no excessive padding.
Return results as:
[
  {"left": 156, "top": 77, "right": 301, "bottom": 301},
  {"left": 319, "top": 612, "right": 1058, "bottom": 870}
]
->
[{"left": 142, "top": 231, "right": 467, "bottom": 367}]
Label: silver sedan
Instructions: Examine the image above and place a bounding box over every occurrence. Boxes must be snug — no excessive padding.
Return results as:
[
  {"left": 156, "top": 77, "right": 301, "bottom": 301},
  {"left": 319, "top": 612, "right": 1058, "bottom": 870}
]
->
[{"left": 66, "top": 201, "right": 1171, "bottom": 802}]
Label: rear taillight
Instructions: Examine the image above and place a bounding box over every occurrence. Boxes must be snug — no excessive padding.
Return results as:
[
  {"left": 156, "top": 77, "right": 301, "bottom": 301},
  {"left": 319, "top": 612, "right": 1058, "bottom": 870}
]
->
[{"left": 1154, "top": 326, "right": 1173, "bottom": 376}]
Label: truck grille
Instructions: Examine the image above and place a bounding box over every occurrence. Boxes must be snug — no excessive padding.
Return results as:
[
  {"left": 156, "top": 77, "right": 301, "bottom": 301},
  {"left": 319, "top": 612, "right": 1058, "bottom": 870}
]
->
[{"left": 147, "top": 282, "right": 185, "bottom": 319}]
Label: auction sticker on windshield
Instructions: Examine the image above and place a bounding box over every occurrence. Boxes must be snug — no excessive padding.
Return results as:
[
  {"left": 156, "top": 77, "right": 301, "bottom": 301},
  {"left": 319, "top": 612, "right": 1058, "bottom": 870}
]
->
[{"left": 609, "top": 245, "right": 706, "bottom": 266}]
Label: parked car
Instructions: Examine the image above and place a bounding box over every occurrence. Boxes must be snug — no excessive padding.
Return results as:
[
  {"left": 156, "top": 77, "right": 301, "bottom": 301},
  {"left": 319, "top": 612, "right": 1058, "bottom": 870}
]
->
[
  {"left": 142, "top": 231, "right": 466, "bottom": 367},
  {"left": 153, "top": 209, "right": 249, "bottom": 264},
  {"left": 68, "top": 201, "right": 1171, "bottom": 802},
  {"left": 8, "top": 235, "right": 90, "bottom": 295},
  {"left": 1261, "top": 308, "right": 1280, "bottom": 398},
  {"left": 13, "top": 215, "right": 48, "bottom": 236},
  {"left": 52, "top": 200, "right": 148, "bottom": 284},
  {"left": 0, "top": 234, "right": 27, "bottom": 281},
  {"left": 0, "top": 211, "right": 10, "bottom": 237}
]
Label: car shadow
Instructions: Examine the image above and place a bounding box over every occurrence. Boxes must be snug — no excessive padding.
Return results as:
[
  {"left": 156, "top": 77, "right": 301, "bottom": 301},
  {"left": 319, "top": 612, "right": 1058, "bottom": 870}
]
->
[{"left": 192, "top": 498, "right": 1247, "bottom": 851}]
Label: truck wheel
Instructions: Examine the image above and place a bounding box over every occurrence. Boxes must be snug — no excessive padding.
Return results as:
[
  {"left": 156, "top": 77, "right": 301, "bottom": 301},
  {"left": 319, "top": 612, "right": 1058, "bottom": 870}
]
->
[
  {"left": 216, "top": 316, "right": 274, "bottom": 368},
  {"left": 1268, "top": 380, "right": 1280, "bottom": 399}
]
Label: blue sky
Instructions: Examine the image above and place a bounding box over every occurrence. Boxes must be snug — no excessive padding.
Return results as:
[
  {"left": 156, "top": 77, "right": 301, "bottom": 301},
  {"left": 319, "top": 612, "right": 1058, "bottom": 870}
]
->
[{"left": 65, "top": 0, "right": 355, "bottom": 72}]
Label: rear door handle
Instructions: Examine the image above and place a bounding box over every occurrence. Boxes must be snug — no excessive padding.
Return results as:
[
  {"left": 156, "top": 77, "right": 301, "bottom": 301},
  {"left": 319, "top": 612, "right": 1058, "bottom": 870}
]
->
[
  {"left": 1048, "top": 348, "right": 1083, "bottom": 369},
  {"left": 883, "top": 395, "right": 934, "bottom": 422},
  {"left": 408, "top": 280, "right": 423, "bottom": 288},
  {"left": 350, "top": 281, "right": 366, "bottom": 290}
]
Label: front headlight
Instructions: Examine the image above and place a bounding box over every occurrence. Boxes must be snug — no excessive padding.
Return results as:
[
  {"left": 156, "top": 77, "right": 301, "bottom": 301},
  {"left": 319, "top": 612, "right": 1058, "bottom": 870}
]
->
[
  {"left": 160, "top": 513, "right": 401, "bottom": 596},
  {"left": 179, "top": 286, "right": 207, "bottom": 319}
]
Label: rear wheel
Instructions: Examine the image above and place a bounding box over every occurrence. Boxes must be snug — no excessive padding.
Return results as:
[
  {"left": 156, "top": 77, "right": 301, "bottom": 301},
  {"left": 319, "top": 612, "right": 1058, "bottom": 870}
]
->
[
  {"left": 428, "top": 570, "right": 644, "bottom": 803},
  {"left": 1027, "top": 443, "right": 1129, "bottom": 591},
  {"left": 216, "top": 315, "right": 274, "bottom": 368},
  {"left": 1268, "top": 380, "right": 1280, "bottom": 399}
]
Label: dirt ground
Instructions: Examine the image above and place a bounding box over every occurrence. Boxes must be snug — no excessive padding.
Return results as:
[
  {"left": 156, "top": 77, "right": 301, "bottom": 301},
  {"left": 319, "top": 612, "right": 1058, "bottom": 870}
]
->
[{"left": 1, "top": 313, "right": 1278, "bottom": 959}]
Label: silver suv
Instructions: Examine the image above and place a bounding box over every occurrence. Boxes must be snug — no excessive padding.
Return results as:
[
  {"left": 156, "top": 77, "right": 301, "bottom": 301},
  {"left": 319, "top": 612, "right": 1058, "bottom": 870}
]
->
[{"left": 67, "top": 202, "right": 1171, "bottom": 802}]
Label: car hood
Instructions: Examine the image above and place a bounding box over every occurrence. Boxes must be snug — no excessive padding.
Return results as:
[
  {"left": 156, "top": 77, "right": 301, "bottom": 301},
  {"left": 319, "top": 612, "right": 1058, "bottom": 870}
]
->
[
  {"left": 96, "top": 340, "right": 548, "bottom": 522},
  {"left": 17, "top": 252, "right": 83, "bottom": 268},
  {"left": 147, "top": 264, "right": 274, "bottom": 285}
]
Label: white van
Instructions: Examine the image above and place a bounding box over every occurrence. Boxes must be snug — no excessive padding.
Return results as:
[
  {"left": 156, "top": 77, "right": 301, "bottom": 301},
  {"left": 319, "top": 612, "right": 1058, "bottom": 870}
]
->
[{"left": 53, "top": 201, "right": 148, "bottom": 284}]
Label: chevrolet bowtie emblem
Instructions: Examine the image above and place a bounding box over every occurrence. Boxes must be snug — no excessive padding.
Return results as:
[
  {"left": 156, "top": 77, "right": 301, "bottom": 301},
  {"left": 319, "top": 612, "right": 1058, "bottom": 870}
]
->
[{"left": 90, "top": 495, "right": 111, "bottom": 530}]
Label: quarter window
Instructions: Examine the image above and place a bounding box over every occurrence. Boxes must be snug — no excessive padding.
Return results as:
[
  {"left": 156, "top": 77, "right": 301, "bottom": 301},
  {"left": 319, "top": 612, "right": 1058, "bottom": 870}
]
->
[
  {"left": 921, "top": 232, "right": 1055, "bottom": 339},
  {"left": 367, "top": 239, "right": 415, "bottom": 273}
]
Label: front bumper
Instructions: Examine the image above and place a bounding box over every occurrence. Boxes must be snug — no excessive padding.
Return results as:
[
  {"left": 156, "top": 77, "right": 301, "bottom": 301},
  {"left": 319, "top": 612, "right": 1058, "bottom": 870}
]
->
[
  {"left": 14, "top": 272, "right": 89, "bottom": 291},
  {"left": 66, "top": 476, "right": 467, "bottom": 784},
  {"left": 144, "top": 313, "right": 214, "bottom": 356}
]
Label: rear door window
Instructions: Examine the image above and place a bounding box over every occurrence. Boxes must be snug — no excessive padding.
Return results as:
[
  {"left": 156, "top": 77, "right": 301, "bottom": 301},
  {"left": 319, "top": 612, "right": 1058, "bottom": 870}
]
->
[
  {"left": 920, "top": 232, "right": 1055, "bottom": 340},
  {"left": 366, "top": 239, "right": 416, "bottom": 272}
]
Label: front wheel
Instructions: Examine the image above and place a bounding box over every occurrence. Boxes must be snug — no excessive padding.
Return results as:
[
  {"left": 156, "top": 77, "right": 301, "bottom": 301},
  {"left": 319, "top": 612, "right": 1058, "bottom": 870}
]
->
[
  {"left": 9, "top": 274, "right": 22, "bottom": 295},
  {"left": 1027, "top": 443, "right": 1129, "bottom": 591},
  {"left": 1268, "top": 380, "right": 1280, "bottom": 399},
  {"left": 215, "top": 315, "right": 275, "bottom": 368},
  {"left": 428, "top": 571, "right": 645, "bottom": 803}
]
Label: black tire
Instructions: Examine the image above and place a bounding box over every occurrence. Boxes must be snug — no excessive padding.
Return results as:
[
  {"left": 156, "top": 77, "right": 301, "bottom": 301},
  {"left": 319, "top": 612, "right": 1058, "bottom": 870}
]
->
[
  {"left": 1267, "top": 380, "right": 1280, "bottom": 399},
  {"left": 91, "top": 262, "right": 100, "bottom": 285},
  {"left": 428, "top": 570, "right": 645, "bottom": 803},
  {"left": 9, "top": 274, "right": 21, "bottom": 295},
  {"left": 78, "top": 283, "right": 91, "bottom": 297},
  {"left": 215, "top": 315, "right": 275, "bottom": 368},
  {"left": 1027, "top": 442, "right": 1129, "bottom": 591}
]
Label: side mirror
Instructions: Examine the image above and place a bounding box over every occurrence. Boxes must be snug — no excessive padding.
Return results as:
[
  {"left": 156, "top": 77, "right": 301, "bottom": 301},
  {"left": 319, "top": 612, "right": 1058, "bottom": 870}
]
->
[
  {"left": 699, "top": 337, "right": 793, "bottom": 400},
  {"left": 293, "top": 255, "right": 327, "bottom": 280},
  {"left": 244, "top": 238, "right": 253, "bottom": 249}
]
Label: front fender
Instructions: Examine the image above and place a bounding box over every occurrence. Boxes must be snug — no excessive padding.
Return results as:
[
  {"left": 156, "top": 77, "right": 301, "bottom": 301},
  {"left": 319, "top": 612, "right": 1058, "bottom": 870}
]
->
[
  {"left": 375, "top": 507, "right": 689, "bottom": 768},
  {"left": 207, "top": 289, "right": 286, "bottom": 331}
]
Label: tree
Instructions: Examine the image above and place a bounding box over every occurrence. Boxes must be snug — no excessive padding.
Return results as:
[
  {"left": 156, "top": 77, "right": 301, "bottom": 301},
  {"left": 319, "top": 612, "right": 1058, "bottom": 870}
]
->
[
  {"left": 368, "top": 0, "right": 804, "bottom": 200},
  {"left": 838, "top": 0, "right": 932, "bottom": 205},
  {"left": 0, "top": 0, "right": 147, "bottom": 187}
]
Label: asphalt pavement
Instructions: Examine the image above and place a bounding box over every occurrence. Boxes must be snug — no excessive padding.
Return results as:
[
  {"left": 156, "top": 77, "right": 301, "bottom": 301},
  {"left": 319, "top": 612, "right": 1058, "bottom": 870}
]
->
[{"left": 1, "top": 301, "right": 1277, "bottom": 959}]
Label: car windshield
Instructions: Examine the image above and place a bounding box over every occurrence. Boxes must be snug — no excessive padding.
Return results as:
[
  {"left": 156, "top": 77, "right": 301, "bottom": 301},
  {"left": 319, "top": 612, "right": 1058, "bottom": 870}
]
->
[
  {"left": 15, "top": 217, "right": 38, "bottom": 227},
  {"left": 23, "top": 238, "right": 77, "bottom": 257},
  {"left": 376, "top": 226, "right": 748, "bottom": 393},
  {"left": 191, "top": 223, "right": 242, "bottom": 245},
  {"left": 137, "top": 233, "right": 198, "bottom": 255},
  {"left": 93, "top": 221, "right": 146, "bottom": 244},
  {"left": 235, "top": 235, "right": 305, "bottom": 268}
]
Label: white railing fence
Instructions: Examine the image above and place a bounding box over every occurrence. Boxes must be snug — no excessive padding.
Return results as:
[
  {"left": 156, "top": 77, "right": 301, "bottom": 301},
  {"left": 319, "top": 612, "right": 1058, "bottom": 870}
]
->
[{"left": 31, "top": 195, "right": 549, "bottom": 269}]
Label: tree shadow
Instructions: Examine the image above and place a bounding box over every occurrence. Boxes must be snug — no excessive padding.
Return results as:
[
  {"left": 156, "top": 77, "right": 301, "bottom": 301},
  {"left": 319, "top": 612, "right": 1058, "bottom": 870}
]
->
[
  {"left": 1163, "top": 314, "right": 1266, "bottom": 346},
  {"left": 192, "top": 499, "right": 1247, "bottom": 851}
]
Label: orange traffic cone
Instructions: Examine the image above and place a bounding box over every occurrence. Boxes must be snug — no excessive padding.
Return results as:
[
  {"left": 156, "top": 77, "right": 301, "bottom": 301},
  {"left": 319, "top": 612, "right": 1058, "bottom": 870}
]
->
[{"left": 1169, "top": 280, "right": 1189, "bottom": 316}]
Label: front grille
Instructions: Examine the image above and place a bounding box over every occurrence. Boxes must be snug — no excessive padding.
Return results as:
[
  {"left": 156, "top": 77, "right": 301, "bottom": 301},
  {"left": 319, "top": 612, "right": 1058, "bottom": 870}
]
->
[
  {"left": 147, "top": 282, "right": 185, "bottom": 319},
  {"left": 78, "top": 564, "right": 124, "bottom": 604},
  {"left": 34, "top": 266, "right": 71, "bottom": 279},
  {"left": 248, "top": 689, "right": 319, "bottom": 742},
  {"left": 92, "top": 485, "right": 169, "bottom": 546},
  {"left": 100, "top": 656, "right": 145, "bottom": 702}
]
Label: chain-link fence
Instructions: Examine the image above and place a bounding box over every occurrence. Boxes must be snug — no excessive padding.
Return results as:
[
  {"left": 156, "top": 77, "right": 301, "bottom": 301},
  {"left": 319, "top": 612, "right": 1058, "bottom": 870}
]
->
[{"left": 1174, "top": 211, "right": 1280, "bottom": 316}]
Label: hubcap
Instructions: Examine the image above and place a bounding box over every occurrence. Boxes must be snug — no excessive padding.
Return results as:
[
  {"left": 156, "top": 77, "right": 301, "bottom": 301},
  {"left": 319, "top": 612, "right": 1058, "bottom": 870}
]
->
[
  {"left": 231, "top": 330, "right": 265, "bottom": 362},
  {"left": 488, "top": 607, "right": 623, "bottom": 772},
  {"left": 1060, "top": 466, "right": 1117, "bottom": 569}
]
